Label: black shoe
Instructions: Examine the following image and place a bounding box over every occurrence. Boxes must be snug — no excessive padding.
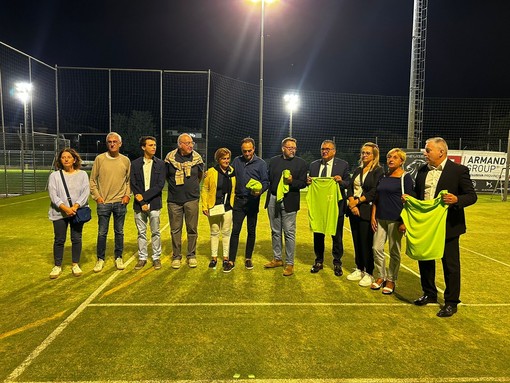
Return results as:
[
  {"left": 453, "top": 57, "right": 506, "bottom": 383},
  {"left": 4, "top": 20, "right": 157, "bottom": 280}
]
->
[
  {"left": 245, "top": 259, "right": 254, "bottom": 270},
  {"left": 414, "top": 295, "right": 438, "bottom": 306},
  {"left": 134, "top": 259, "right": 147, "bottom": 270},
  {"left": 333, "top": 264, "right": 343, "bottom": 277},
  {"left": 209, "top": 259, "right": 217, "bottom": 268},
  {"left": 437, "top": 305, "right": 457, "bottom": 317},
  {"left": 153, "top": 259, "right": 162, "bottom": 270},
  {"left": 223, "top": 262, "right": 235, "bottom": 273},
  {"left": 310, "top": 262, "right": 323, "bottom": 273},
  {"left": 222, "top": 259, "right": 229, "bottom": 268}
]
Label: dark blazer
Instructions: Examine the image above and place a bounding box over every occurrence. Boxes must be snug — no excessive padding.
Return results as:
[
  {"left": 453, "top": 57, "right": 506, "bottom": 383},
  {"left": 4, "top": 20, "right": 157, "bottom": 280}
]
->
[
  {"left": 347, "top": 165, "right": 384, "bottom": 221},
  {"left": 309, "top": 158, "right": 351, "bottom": 198},
  {"left": 130, "top": 156, "right": 167, "bottom": 212},
  {"left": 264, "top": 155, "right": 308, "bottom": 212},
  {"left": 414, "top": 160, "right": 477, "bottom": 239}
]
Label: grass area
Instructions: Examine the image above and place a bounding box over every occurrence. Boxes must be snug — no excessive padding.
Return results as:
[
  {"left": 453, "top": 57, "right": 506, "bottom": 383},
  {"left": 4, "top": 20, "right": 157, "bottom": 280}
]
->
[
  {"left": 0, "top": 169, "right": 53, "bottom": 195},
  {"left": 0, "top": 193, "right": 509, "bottom": 382}
]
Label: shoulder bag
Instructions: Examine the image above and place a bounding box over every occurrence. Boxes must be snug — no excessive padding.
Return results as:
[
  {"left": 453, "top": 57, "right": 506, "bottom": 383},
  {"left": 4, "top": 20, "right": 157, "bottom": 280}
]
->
[{"left": 59, "top": 170, "right": 91, "bottom": 224}]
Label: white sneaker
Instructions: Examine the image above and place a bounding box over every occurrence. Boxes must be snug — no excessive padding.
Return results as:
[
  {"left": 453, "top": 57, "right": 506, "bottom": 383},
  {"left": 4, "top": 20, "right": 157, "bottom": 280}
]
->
[
  {"left": 188, "top": 258, "right": 198, "bottom": 268},
  {"left": 359, "top": 273, "right": 374, "bottom": 287},
  {"left": 346, "top": 268, "right": 363, "bottom": 281},
  {"left": 171, "top": 259, "right": 181, "bottom": 269},
  {"left": 71, "top": 264, "right": 82, "bottom": 277},
  {"left": 50, "top": 266, "right": 62, "bottom": 279},
  {"left": 115, "top": 257, "right": 125, "bottom": 270},
  {"left": 93, "top": 259, "right": 105, "bottom": 273}
]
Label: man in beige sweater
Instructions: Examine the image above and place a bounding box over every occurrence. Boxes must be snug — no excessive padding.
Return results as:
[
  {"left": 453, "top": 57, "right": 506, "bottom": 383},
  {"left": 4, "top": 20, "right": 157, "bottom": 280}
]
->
[{"left": 90, "top": 132, "right": 131, "bottom": 272}]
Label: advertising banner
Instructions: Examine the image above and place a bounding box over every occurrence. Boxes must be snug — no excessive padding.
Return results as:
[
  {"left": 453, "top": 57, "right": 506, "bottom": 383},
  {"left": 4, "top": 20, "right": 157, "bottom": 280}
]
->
[{"left": 403, "top": 149, "right": 509, "bottom": 194}]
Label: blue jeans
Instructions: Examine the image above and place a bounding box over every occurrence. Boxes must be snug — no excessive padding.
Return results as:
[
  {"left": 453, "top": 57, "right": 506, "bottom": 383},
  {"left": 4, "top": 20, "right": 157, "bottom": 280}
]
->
[
  {"left": 96, "top": 202, "right": 127, "bottom": 260},
  {"left": 267, "top": 194, "right": 297, "bottom": 265},
  {"left": 134, "top": 209, "right": 161, "bottom": 261}
]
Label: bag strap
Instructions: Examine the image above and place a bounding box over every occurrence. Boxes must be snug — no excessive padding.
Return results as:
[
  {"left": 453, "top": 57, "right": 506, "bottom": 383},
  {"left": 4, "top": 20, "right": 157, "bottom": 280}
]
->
[
  {"left": 400, "top": 171, "right": 407, "bottom": 195},
  {"left": 59, "top": 170, "right": 74, "bottom": 207}
]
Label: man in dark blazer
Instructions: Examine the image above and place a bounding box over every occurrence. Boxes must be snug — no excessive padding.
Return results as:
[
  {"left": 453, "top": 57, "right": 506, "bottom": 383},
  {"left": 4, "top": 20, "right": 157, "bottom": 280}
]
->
[
  {"left": 130, "top": 136, "right": 167, "bottom": 270},
  {"left": 264, "top": 137, "right": 308, "bottom": 276},
  {"left": 307, "top": 139, "right": 351, "bottom": 276},
  {"left": 410, "top": 137, "right": 477, "bottom": 317}
]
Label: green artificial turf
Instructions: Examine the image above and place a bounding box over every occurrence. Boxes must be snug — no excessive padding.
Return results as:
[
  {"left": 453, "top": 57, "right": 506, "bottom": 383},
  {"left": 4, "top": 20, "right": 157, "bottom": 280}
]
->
[{"left": 0, "top": 193, "right": 509, "bottom": 382}]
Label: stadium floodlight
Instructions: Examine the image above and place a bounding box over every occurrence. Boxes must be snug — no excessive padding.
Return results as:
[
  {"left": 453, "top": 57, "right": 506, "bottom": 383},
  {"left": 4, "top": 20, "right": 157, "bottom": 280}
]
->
[
  {"left": 283, "top": 93, "right": 299, "bottom": 138},
  {"left": 248, "top": 0, "right": 279, "bottom": 157},
  {"left": 14, "top": 82, "right": 33, "bottom": 151},
  {"left": 14, "top": 82, "right": 32, "bottom": 104}
]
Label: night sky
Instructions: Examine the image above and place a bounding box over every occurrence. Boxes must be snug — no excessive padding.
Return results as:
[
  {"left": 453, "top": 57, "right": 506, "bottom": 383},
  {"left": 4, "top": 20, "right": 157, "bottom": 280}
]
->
[{"left": 2, "top": 0, "right": 510, "bottom": 98}]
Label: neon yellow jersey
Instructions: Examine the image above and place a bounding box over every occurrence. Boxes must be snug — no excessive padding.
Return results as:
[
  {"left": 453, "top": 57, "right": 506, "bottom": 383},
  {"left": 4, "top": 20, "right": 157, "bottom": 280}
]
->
[
  {"left": 306, "top": 178, "right": 342, "bottom": 236},
  {"left": 277, "top": 169, "right": 291, "bottom": 202},
  {"left": 400, "top": 190, "right": 449, "bottom": 261},
  {"left": 246, "top": 179, "right": 262, "bottom": 193}
]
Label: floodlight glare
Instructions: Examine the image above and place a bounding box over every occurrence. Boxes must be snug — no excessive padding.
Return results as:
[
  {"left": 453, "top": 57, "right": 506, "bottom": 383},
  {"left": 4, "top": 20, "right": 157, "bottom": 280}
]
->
[
  {"left": 14, "top": 82, "right": 33, "bottom": 103},
  {"left": 284, "top": 93, "right": 299, "bottom": 113}
]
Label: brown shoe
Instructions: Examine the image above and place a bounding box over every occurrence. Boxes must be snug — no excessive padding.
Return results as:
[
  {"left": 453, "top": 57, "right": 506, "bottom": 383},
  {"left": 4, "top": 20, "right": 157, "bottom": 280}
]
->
[
  {"left": 283, "top": 264, "right": 294, "bottom": 276},
  {"left": 264, "top": 259, "right": 284, "bottom": 268}
]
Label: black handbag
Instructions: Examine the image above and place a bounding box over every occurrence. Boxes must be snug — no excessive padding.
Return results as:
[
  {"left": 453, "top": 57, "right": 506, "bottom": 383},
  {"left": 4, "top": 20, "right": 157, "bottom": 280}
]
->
[{"left": 59, "top": 170, "right": 91, "bottom": 224}]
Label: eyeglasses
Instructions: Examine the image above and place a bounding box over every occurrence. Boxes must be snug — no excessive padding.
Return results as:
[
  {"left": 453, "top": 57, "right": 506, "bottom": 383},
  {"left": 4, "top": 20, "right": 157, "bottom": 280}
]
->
[
  {"left": 180, "top": 141, "right": 195, "bottom": 146},
  {"left": 283, "top": 146, "right": 297, "bottom": 151},
  {"left": 361, "top": 151, "right": 373, "bottom": 155},
  {"left": 321, "top": 148, "right": 334, "bottom": 152}
]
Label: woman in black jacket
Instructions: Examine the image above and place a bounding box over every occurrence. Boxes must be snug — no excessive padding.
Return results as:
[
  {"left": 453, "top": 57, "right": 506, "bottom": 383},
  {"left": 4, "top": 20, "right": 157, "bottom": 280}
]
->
[{"left": 346, "top": 142, "right": 384, "bottom": 287}]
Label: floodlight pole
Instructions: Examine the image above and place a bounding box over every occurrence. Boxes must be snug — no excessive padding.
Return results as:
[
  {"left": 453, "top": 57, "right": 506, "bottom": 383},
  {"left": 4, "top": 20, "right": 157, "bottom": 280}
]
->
[
  {"left": 289, "top": 110, "right": 293, "bottom": 138},
  {"left": 257, "top": 0, "right": 265, "bottom": 158},
  {"left": 284, "top": 93, "right": 299, "bottom": 138},
  {"left": 23, "top": 99, "right": 28, "bottom": 152},
  {"left": 503, "top": 129, "right": 510, "bottom": 201}
]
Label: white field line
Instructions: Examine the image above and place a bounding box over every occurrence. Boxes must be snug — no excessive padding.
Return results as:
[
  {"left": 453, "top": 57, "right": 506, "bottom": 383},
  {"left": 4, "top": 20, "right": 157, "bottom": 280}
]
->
[
  {"left": 0, "top": 196, "right": 47, "bottom": 207},
  {"left": 6, "top": 222, "right": 508, "bottom": 382},
  {"left": 460, "top": 245, "right": 510, "bottom": 268},
  {"left": 88, "top": 302, "right": 510, "bottom": 308},
  {"left": 4, "top": 266, "right": 133, "bottom": 382},
  {"left": 15, "top": 376, "right": 510, "bottom": 383},
  {"left": 5, "top": 224, "right": 168, "bottom": 383}
]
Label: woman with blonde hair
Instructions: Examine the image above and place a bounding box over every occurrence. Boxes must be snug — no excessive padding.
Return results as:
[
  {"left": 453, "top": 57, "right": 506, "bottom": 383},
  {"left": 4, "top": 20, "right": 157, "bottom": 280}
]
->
[
  {"left": 201, "top": 148, "right": 236, "bottom": 268},
  {"left": 370, "top": 148, "right": 414, "bottom": 294},
  {"left": 346, "top": 142, "right": 384, "bottom": 287}
]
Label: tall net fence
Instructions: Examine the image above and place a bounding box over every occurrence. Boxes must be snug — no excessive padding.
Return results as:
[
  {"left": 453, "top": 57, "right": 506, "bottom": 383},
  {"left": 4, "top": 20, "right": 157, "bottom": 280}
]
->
[{"left": 1, "top": 40, "right": 509, "bottom": 196}]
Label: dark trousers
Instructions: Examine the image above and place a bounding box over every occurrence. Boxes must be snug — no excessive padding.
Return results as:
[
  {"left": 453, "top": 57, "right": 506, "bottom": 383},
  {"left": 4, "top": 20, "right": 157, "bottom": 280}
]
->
[
  {"left": 228, "top": 196, "right": 260, "bottom": 263},
  {"left": 349, "top": 214, "right": 374, "bottom": 275},
  {"left": 418, "top": 236, "right": 461, "bottom": 306},
  {"left": 53, "top": 218, "right": 84, "bottom": 266},
  {"left": 314, "top": 201, "right": 345, "bottom": 265}
]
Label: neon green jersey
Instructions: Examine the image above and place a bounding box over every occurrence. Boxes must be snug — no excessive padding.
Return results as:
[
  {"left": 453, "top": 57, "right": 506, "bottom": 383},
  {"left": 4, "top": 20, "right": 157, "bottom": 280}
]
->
[
  {"left": 306, "top": 178, "right": 342, "bottom": 236},
  {"left": 401, "top": 190, "right": 449, "bottom": 261}
]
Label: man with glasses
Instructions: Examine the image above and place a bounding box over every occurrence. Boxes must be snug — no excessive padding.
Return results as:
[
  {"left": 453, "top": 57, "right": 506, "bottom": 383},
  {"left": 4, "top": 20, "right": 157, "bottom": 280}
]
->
[
  {"left": 307, "top": 139, "right": 350, "bottom": 276},
  {"left": 223, "top": 137, "right": 268, "bottom": 272},
  {"left": 264, "top": 137, "right": 308, "bottom": 276},
  {"left": 165, "top": 133, "right": 204, "bottom": 269},
  {"left": 90, "top": 132, "right": 131, "bottom": 272}
]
